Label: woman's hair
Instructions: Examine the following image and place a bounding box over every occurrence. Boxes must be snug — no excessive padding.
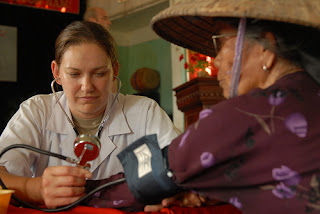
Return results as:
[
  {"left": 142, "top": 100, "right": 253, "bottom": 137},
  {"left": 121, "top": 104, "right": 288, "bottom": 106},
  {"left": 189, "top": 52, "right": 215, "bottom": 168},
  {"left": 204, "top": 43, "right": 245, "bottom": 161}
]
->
[
  {"left": 219, "top": 17, "right": 320, "bottom": 83},
  {"left": 55, "top": 21, "right": 119, "bottom": 73}
]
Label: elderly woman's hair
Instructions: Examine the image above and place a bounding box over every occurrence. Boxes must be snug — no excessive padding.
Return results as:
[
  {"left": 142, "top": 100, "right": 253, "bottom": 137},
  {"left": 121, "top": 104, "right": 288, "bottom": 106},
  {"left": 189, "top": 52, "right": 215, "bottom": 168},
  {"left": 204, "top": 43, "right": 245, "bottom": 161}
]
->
[
  {"left": 221, "top": 18, "right": 320, "bottom": 82},
  {"left": 55, "top": 21, "right": 119, "bottom": 72}
]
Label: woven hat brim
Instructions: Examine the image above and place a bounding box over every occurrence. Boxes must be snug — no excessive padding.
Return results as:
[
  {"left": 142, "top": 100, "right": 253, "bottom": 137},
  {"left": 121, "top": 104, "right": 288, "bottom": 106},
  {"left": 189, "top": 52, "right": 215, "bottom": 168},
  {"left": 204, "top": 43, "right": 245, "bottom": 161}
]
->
[{"left": 151, "top": 0, "right": 320, "bottom": 57}]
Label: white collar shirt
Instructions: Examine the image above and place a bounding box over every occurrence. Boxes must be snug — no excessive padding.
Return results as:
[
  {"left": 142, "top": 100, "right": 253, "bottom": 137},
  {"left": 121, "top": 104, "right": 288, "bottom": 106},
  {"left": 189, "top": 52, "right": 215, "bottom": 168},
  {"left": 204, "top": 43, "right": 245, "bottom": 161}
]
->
[{"left": 0, "top": 92, "right": 180, "bottom": 180}]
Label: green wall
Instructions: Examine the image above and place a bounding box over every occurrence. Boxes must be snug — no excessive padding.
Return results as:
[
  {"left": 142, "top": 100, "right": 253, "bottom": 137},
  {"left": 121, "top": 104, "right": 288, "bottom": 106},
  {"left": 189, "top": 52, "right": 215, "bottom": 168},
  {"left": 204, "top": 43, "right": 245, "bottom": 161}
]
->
[{"left": 117, "top": 39, "right": 173, "bottom": 116}]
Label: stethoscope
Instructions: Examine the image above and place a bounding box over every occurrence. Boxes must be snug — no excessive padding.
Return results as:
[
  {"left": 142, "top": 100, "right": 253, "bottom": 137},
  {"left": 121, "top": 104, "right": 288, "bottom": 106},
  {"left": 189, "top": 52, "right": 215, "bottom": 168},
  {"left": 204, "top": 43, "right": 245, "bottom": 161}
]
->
[
  {"left": 0, "top": 75, "right": 126, "bottom": 212},
  {"left": 50, "top": 76, "right": 121, "bottom": 169}
]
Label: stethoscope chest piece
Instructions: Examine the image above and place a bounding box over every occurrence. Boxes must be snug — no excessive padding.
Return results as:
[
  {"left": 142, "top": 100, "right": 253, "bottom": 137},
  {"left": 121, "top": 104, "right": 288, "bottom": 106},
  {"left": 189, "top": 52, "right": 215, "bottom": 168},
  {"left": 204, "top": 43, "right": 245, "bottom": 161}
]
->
[
  {"left": 51, "top": 76, "right": 122, "bottom": 169},
  {"left": 74, "top": 134, "right": 101, "bottom": 168}
]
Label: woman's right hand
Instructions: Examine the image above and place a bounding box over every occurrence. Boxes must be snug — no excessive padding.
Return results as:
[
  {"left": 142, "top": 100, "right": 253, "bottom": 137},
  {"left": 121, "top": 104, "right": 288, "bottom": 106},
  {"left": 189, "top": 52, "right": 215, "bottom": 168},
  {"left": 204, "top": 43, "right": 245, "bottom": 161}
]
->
[{"left": 41, "top": 166, "right": 92, "bottom": 208}]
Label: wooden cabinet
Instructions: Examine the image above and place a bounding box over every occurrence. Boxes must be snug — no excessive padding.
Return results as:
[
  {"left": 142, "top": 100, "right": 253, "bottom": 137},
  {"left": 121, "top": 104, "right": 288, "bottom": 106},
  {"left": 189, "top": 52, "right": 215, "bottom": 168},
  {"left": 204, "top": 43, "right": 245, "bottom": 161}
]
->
[{"left": 173, "top": 77, "right": 225, "bottom": 129}]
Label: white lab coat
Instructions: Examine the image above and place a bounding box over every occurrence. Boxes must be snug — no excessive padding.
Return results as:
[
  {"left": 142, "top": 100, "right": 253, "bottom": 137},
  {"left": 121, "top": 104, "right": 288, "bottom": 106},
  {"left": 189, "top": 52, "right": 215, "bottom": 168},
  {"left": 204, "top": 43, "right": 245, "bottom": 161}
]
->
[{"left": 0, "top": 92, "right": 181, "bottom": 180}]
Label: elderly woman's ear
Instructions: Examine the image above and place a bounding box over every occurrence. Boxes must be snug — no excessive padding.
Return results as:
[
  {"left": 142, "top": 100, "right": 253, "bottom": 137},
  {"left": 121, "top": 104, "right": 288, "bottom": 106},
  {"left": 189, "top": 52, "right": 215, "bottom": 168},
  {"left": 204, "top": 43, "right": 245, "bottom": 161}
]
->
[{"left": 261, "top": 32, "right": 277, "bottom": 71}]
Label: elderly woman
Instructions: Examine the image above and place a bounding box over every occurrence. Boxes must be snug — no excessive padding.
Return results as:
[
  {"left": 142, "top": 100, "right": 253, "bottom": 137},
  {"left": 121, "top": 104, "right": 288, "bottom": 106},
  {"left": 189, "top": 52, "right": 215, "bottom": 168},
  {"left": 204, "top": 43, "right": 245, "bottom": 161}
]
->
[{"left": 119, "top": 0, "right": 320, "bottom": 213}]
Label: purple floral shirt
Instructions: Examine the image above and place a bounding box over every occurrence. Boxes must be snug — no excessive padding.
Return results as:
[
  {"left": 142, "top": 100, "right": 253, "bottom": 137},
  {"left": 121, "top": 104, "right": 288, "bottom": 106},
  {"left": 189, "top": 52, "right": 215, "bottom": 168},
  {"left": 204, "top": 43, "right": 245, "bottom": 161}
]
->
[{"left": 168, "top": 72, "right": 320, "bottom": 214}]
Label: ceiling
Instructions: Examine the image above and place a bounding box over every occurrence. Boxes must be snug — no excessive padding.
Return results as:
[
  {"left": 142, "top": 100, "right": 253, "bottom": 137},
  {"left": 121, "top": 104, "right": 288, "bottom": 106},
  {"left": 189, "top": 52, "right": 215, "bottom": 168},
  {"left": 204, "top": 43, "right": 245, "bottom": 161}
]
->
[
  {"left": 110, "top": 1, "right": 169, "bottom": 33},
  {"left": 87, "top": 0, "right": 169, "bottom": 34}
]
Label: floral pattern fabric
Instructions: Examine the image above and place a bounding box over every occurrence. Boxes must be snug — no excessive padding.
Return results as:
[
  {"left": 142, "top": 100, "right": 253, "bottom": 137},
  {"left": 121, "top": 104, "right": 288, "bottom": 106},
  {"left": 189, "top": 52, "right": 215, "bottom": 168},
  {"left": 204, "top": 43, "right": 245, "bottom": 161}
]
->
[{"left": 168, "top": 72, "right": 320, "bottom": 214}]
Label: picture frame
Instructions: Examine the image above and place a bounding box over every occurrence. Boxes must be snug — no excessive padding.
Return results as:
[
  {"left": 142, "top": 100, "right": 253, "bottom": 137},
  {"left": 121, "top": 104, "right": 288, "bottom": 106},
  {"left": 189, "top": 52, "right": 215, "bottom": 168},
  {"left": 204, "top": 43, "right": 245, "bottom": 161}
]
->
[{"left": 0, "top": 24, "right": 17, "bottom": 82}]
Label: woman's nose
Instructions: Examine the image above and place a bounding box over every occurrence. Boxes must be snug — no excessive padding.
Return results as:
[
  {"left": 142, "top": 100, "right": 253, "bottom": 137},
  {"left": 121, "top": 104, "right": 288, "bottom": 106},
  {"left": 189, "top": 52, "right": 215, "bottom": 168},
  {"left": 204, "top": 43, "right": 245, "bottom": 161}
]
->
[
  {"left": 214, "top": 54, "right": 222, "bottom": 79},
  {"left": 213, "top": 54, "right": 221, "bottom": 69},
  {"left": 81, "top": 76, "right": 94, "bottom": 92}
]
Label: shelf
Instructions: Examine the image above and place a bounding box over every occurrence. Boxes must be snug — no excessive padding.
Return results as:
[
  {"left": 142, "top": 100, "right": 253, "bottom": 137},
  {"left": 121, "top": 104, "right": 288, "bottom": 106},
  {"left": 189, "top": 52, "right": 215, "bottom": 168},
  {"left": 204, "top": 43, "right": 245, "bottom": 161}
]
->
[{"left": 173, "top": 77, "right": 225, "bottom": 128}]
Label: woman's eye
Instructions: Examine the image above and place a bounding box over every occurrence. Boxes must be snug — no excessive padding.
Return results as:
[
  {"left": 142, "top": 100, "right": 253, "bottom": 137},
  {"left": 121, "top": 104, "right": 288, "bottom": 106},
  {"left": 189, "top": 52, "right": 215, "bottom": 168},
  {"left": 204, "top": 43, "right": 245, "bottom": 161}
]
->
[
  {"left": 69, "top": 73, "right": 80, "bottom": 77},
  {"left": 95, "top": 72, "right": 106, "bottom": 76}
]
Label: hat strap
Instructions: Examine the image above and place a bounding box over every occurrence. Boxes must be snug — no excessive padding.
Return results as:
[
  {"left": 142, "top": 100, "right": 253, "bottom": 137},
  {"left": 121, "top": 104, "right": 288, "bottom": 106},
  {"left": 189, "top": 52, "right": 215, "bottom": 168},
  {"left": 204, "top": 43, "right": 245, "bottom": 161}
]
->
[{"left": 228, "top": 18, "right": 247, "bottom": 98}]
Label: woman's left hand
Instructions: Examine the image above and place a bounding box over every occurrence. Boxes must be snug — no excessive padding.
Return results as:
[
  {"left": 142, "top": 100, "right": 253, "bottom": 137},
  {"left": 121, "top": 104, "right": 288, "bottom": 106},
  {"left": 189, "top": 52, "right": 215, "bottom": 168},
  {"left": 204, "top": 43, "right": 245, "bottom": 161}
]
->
[{"left": 143, "top": 191, "right": 207, "bottom": 212}]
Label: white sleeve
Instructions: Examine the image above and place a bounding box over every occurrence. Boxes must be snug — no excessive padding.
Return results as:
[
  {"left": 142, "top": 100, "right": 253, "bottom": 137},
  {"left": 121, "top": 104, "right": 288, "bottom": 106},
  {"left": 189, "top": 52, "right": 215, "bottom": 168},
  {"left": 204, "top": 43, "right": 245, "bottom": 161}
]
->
[
  {"left": 143, "top": 99, "right": 181, "bottom": 149},
  {"left": 0, "top": 97, "right": 44, "bottom": 177}
]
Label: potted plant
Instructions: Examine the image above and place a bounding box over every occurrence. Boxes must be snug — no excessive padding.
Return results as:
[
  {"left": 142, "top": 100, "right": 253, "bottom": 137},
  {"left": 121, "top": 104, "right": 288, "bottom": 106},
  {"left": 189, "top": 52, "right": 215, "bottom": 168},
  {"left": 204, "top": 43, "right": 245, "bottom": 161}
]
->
[{"left": 179, "top": 50, "right": 218, "bottom": 79}]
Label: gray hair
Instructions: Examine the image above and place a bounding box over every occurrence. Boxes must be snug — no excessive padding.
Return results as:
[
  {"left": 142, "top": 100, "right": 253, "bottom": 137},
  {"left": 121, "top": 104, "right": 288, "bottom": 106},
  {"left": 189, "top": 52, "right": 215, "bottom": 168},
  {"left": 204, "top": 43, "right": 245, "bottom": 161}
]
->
[{"left": 222, "top": 18, "right": 320, "bottom": 83}]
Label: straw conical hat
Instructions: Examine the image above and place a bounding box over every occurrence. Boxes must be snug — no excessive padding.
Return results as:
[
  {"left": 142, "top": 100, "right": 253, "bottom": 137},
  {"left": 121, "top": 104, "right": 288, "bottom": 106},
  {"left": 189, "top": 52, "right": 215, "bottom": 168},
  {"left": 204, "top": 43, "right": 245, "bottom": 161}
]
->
[{"left": 151, "top": 0, "right": 320, "bottom": 57}]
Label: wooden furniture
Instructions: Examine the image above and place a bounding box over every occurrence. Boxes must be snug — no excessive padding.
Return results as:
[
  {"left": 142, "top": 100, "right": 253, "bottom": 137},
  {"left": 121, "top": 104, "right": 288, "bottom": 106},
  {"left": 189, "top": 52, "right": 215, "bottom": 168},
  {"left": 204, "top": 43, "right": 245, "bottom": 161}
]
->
[{"left": 173, "top": 77, "right": 225, "bottom": 129}]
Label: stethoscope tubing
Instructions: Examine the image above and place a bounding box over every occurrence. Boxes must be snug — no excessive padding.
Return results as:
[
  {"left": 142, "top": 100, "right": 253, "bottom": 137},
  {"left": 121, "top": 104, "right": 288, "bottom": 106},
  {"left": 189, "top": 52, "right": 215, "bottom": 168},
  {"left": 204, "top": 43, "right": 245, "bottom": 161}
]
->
[
  {"left": 0, "top": 144, "right": 126, "bottom": 212},
  {"left": 0, "top": 76, "right": 125, "bottom": 211},
  {"left": 51, "top": 76, "right": 122, "bottom": 137}
]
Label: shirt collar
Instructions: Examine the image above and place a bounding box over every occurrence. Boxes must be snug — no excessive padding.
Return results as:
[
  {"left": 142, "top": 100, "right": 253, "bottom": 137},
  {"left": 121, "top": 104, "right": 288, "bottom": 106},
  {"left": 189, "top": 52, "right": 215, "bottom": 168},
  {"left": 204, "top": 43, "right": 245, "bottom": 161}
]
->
[
  {"left": 46, "top": 92, "right": 131, "bottom": 172},
  {"left": 46, "top": 92, "right": 131, "bottom": 137}
]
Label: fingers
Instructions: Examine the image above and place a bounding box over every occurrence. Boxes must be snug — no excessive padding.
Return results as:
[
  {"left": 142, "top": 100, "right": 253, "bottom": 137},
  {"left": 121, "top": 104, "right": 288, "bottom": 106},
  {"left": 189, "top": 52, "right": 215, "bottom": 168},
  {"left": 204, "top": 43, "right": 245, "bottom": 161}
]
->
[
  {"left": 199, "top": 195, "right": 207, "bottom": 204},
  {"left": 163, "top": 192, "right": 206, "bottom": 209},
  {"left": 41, "top": 166, "right": 92, "bottom": 208},
  {"left": 43, "top": 189, "right": 86, "bottom": 208},
  {"left": 42, "top": 172, "right": 87, "bottom": 188},
  {"left": 181, "top": 192, "right": 202, "bottom": 207},
  {"left": 144, "top": 191, "right": 204, "bottom": 212},
  {"left": 144, "top": 204, "right": 164, "bottom": 212},
  {"left": 43, "top": 165, "right": 92, "bottom": 179},
  {"left": 42, "top": 182, "right": 86, "bottom": 197},
  {"left": 143, "top": 196, "right": 178, "bottom": 212},
  {"left": 162, "top": 195, "right": 180, "bottom": 207}
]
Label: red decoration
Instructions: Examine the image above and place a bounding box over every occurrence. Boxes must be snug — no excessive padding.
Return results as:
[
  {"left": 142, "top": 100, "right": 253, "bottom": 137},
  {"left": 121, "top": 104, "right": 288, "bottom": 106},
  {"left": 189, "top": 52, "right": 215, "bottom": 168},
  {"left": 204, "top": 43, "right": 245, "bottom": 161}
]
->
[
  {"left": 179, "top": 54, "right": 184, "bottom": 61},
  {"left": 0, "top": 0, "right": 80, "bottom": 14},
  {"left": 180, "top": 50, "right": 218, "bottom": 80}
]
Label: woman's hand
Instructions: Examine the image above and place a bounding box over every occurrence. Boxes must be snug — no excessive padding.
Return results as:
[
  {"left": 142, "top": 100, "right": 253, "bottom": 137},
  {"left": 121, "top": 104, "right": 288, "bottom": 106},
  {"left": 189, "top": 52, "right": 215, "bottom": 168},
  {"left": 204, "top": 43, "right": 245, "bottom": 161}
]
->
[
  {"left": 144, "top": 191, "right": 207, "bottom": 212},
  {"left": 41, "top": 166, "right": 92, "bottom": 208}
]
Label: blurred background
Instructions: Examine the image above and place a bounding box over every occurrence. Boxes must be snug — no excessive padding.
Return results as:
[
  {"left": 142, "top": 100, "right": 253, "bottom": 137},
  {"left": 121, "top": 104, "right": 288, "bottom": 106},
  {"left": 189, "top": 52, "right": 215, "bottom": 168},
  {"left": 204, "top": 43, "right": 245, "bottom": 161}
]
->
[{"left": 0, "top": 0, "right": 221, "bottom": 134}]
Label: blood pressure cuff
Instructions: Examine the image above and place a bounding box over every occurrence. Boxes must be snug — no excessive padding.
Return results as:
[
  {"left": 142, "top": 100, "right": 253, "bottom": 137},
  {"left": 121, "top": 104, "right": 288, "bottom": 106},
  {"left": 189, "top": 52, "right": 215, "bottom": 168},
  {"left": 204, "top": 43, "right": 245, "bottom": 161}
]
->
[{"left": 117, "top": 134, "right": 181, "bottom": 204}]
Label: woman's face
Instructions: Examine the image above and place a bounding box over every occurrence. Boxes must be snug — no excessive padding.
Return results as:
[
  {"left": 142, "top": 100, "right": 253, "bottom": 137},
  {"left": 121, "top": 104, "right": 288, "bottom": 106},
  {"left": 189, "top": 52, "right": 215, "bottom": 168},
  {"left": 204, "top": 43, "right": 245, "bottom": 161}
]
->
[
  {"left": 52, "top": 43, "right": 114, "bottom": 119},
  {"left": 214, "top": 27, "right": 268, "bottom": 98}
]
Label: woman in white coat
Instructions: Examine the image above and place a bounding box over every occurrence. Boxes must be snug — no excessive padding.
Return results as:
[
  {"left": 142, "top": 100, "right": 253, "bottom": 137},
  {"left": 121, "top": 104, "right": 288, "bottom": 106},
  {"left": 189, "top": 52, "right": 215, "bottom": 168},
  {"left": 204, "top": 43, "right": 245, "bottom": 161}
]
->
[{"left": 0, "top": 21, "right": 181, "bottom": 211}]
